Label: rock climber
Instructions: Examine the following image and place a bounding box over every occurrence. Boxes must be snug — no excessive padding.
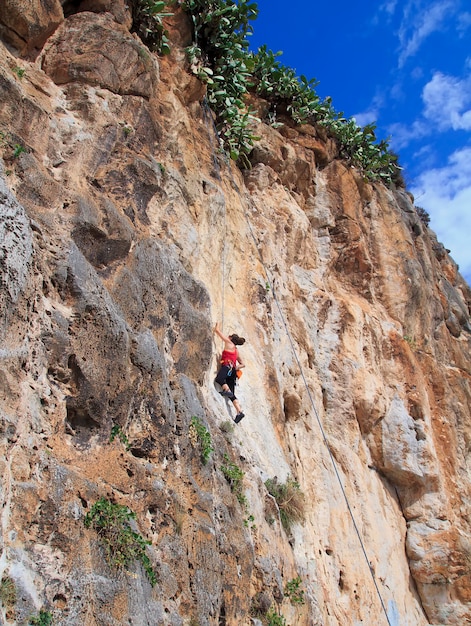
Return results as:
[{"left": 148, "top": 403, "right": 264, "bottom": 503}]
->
[{"left": 213, "top": 322, "right": 246, "bottom": 423}]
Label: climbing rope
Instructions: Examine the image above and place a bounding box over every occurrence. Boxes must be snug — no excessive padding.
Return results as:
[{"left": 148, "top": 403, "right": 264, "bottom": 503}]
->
[
  {"left": 202, "top": 97, "right": 227, "bottom": 332},
  {"left": 200, "top": 99, "right": 393, "bottom": 626}
]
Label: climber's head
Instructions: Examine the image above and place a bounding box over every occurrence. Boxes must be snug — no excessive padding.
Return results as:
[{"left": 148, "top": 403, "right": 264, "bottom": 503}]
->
[{"left": 230, "top": 334, "right": 246, "bottom": 346}]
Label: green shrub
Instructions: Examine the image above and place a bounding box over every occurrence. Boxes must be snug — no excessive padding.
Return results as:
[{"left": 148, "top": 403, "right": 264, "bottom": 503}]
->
[
  {"left": 130, "top": 0, "right": 173, "bottom": 55},
  {"left": 84, "top": 498, "right": 157, "bottom": 586},
  {"left": 110, "top": 424, "right": 130, "bottom": 450},
  {"left": 0, "top": 575, "right": 16, "bottom": 608},
  {"left": 220, "top": 453, "right": 246, "bottom": 505},
  {"left": 250, "top": 43, "right": 402, "bottom": 183},
  {"left": 266, "top": 608, "right": 286, "bottom": 626},
  {"left": 284, "top": 576, "right": 305, "bottom": 605},
  {"left": 128, "top": 0, "right": 403, "bottom": 182},
  {"left": 189, "top": 416, "right": 214, "bottom": 464},
  {"left": 183, "top": 0, "right": 259, "bottom": 165},
  {"left": 181, "top": 1, "right": 402, "bottom": 182},
  {"left": 29, "top": 610, "right": 53, "bottom": 626},
  {"left": 219, "top": 420, "right": 234, "bottom": 437},
  {"left": 265, "top": 476, "right": 304, "bottom": 533},
  {"left": 12, "top": 66, "right": 25, "bottom": 78},
  {"left": 415, "top": 206, "right": 430, "bottom": 226},
  {"left": 13, "top": 144, "right": 26, "bottom": 158}
]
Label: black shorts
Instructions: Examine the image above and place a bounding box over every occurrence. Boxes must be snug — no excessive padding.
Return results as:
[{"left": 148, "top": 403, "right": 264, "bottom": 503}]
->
[{"left": 215, "top": 365, "right": 237, "bottom": 397}]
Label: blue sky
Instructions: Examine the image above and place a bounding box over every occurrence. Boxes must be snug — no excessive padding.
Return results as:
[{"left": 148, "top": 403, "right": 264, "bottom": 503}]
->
[{"left": 249, "top": 0, "right": 471, "bottom": 284}]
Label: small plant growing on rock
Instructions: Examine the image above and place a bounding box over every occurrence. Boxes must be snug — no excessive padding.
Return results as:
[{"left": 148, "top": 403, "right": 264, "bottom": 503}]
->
[
  {"left": 266, "top": 607, "right": 286, "bottom": 626},
  {"left": 0, "top": 575, "right": 17, "bottom": 610},
  {"left": 244, "top": 513, "right": 256, "bottom": 529},
  {"left": 13, "top": 144, "right": 26, "bottom": 158},
  {"left": 189, "top": 416, "right": 214, "bottom": 464},
  {"left": 265, "top": 476, "right": 305, "bottom": 533},
  {"left": 84, "top": 497, "right": 157, "bottom": 586},
  {"left": 403, "top": 335, "right": 417, "bottom": 350},
  {"left": 110, "top": 424, "right": 130, "bottom": 450},
  {"left": 29, "top": 610, "right": 53, "bottom": 626},
  {"left": 12, "top": 66, "right": 26, "bottom": 78},
  {"left": 219, "top": 419, "right": 234, "bottom": 438},
  {"left": 415, "top": 206, "right": 430, "bottom": 226},
  {"left": 220, "top": 453, "right": 246, "bottom": 506},
  {"left": 121, "top": 123, "right": 133, "bottom": 137},
  {"left": 284, "top": 576, "right": 305, "bottom": 605}
]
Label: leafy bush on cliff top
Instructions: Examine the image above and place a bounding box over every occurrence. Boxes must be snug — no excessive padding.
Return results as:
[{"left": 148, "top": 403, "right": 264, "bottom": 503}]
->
[
  {"left": 131, "top": 0, "right": 173, "bottom": 54},
  {"left": 183, "top": 0, "right": 260, "bottom": 165},
  {"left": 133, "top": 0, "right": 403, "bottom": 184},
  {"left": 181, "top": 0, "right": 402, "bottom": 183}
]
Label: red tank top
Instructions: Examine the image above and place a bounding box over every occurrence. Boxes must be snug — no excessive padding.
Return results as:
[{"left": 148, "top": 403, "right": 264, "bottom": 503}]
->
[{"left": 221, "top": 348, "right": 238, "bottom": 367}]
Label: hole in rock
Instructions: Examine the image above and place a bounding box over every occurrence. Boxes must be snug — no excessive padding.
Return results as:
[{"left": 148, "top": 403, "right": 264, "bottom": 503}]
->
[{"left": 66, "top": 404, "right": 100, "bottom": 431}]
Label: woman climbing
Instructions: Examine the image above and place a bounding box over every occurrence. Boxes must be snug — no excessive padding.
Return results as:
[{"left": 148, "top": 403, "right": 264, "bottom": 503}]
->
[{"left": 213, "top": 322, "right": 246, "bottom": 423}]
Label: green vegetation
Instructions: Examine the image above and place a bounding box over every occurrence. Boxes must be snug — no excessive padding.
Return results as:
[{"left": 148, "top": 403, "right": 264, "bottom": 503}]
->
[
  {"left": 244, "top": 513, "right": 255, "bottom": 529},
  {"left": 220, "top": 453, "right": 246, "bottom": 505},
  {"left": 403, "top": 335, "right": 417, "bottom": 350},
  {"left": 219, "top": 419, "right": 235, "bottom": 437},
  {"left": 189, "top": 416, "right": 214, "bottom": 464},
  {"left": 12, "top": 66, "right": 26, "bottom": 78},
  {"left": 0, "top": 575, "right": 16, "bottom": 609},
  {"left": 284, "top": 576, "right": 305, "bottom": 605},
  {"left": 29, "top": 610, "right": 53, "bottom": 626},
  {"left": 127, "top": 0, "right": 403, "bottom": 182},
  {"left": 183, "top": 0, "right": 260, "bottom": 166},
  {"left": 120, "top": 123, "right": 134, "bottom": 137},
  {"left": 84, "top": 498, "right": 157, "bottom": 586},
  {"left": 0, "top": 131, "right": 28, "bottom": 160},
  {"left": 265, "top": 476, "right": 305, "bottom": 533},
  {"left": 131, "top": 0, "right": 173, "bottom": 55},
  {"left": 176, "top": 0, "right": 403, "bottom": 183},
  {"left": 13, "top": 144, "right": 26, "bottom": 158},
  {"left": 266, "top": 608, "right": 287, "bottom": 626},
  {"left": 415, "top": 206, "right": 430, "bottom": 226},
  {"left": 110, "top": 424, "right": 131, "bottom": 450}
]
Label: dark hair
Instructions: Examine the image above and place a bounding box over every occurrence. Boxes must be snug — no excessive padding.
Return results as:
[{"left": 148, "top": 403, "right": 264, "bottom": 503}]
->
[{"left": 230, "top": 334, "right": 245, "bottom": 346}]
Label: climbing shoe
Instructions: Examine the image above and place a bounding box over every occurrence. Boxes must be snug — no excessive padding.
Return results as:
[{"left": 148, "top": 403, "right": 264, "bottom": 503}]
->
[
  {"left": 220, "top": 390, "right": 235, "bottom": 400},
  {"left": 234, "top": 412, "right": 245, "bottom": 424}
]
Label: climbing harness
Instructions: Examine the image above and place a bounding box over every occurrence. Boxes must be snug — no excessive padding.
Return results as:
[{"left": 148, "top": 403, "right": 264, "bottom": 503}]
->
[{"left": 201, "top": 98, "right": 393, "bottom": 626}]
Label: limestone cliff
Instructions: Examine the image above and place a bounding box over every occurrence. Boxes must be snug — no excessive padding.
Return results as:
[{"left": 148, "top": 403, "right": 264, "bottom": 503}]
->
[{"left": 1, "top": 3, "right": 471, "bottom": 625}]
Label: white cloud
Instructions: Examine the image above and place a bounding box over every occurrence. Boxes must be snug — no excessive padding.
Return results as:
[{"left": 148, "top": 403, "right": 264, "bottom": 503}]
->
[
  {"left": 387, "top": 119, "right": 429, "bottom": 150},
  {"left": 352, "top": 108, "right": 380, "bottom": 128},
  {"left": 380, "top": 1, "right": 399, "bottom": 17},
  {"left": 411, "top": 147, "right": 471, "bottom": 280},
  {"left": 457, "top": 12, "right": 471, "bottom": 35},
  {"left": 373, "top": 1, "right": 399, "bottom": 26},
  {"left": 397, "top": 1, "right": 456, "bottom": 68},
  {"left": 385, "top": 70, "right": 471, "bottom": 150},
  {"left": 422, "top": 71, "right": 471, "bottom": 130}
]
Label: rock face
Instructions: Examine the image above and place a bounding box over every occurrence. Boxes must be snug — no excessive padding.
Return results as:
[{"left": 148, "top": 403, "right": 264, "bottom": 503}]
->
[{"left": 1, "top": 5, "right": 471, "bottom": 626}]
